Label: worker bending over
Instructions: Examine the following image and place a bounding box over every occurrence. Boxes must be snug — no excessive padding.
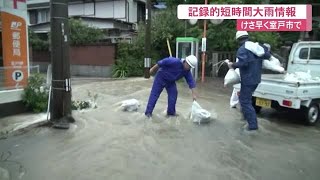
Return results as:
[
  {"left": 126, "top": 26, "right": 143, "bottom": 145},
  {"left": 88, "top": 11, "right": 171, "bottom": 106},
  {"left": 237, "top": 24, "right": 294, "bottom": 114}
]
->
[{"left": 145, "top": 55, "right": 198, "bottom": 118}]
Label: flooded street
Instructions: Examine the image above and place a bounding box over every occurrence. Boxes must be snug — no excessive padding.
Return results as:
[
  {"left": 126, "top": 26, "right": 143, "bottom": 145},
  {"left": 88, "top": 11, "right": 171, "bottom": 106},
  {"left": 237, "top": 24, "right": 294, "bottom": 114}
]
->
[{"left": 1, "top": 78, "right": 320, "bottom": 180}]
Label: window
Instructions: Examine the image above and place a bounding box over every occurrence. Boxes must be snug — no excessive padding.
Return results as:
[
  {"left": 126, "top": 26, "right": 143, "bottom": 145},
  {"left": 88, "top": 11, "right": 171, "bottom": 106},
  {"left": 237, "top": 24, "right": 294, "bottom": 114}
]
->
[
  {"left": 28, "top": 10, "right": 37, "bottom": 25},
  {"left": 299, "top": 47, "right": 320, "bottom": 60},
  {"left": 37, "top": 9, "right": 50, "bottom": 23},
  {"left": 177, "top": 42, "right": 191, "bottom": 59},
  {"left": 310, "top": 48, "right": 320, "bottom": 60}
]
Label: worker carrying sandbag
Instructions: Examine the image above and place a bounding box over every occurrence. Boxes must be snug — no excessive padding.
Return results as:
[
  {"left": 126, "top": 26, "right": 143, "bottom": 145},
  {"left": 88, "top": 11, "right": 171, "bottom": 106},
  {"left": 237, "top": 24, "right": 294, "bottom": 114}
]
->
[{"left": 225, "top": 31, "right": 272, "bottom": 132}]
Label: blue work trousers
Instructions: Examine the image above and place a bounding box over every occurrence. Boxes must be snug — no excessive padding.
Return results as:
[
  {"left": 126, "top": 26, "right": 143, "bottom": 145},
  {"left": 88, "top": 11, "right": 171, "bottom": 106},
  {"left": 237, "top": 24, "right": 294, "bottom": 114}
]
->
[
  {"left": 145, "top": 76, "right": 178, "bottom": 116},
  {"left": 239, "top": 84, "right": 259, "bottom": 130}
]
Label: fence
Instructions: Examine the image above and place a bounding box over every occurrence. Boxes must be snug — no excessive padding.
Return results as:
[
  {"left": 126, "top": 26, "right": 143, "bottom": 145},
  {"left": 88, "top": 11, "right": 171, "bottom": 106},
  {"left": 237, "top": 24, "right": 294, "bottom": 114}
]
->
[
  {"left": 30, "top": 44, "right": 116, "bottom": 77},
  {"left": 0, "top": 65, "right": 40, "bottom": 91}
]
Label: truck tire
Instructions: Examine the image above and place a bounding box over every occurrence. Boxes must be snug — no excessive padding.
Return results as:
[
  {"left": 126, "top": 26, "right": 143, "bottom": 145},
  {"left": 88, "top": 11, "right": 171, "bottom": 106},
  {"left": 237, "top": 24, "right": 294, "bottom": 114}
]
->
[
  {"left": 252, "top": 97, "right": 262, "bottom": 114},
  {"left": 303, "top": 103, "right": 319, "bottom": 126}
]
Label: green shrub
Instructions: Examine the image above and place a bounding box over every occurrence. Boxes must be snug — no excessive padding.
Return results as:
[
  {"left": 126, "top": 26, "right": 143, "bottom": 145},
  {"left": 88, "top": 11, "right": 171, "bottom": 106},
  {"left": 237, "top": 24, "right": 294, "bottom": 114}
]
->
[
  {"left": 69, "top": 18, "right": 105, "bottom": 45},
  {"left": 71, "top": 100, "right": 91, "bottom": 110},
  {"left": 115, "top": 42, "right": 161, "bottom": 77},
  {"left": 72, "top": 91, "right": 98, "bottom": 110},
  {"left": 22, "top": 73, "right": 49, "bottom": 113},
  {"left": 112, "top": 60, "right": 129, "bottom": 78},
  {"left": 29, "top": 29, "right": 49, "bottom": 51},
  {"left": 28, "top": 18, "right": 105, "bottom": 49}
]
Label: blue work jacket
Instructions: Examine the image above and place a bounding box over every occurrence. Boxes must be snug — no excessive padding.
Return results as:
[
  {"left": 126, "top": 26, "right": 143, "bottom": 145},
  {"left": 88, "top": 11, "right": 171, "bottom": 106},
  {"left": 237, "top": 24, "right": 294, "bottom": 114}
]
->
[
  {"left": 156, "top": 57, "right": 196, "bottom": 89},
  {"left": 232, "top": 41, "right": 271, "bottom": 85}
]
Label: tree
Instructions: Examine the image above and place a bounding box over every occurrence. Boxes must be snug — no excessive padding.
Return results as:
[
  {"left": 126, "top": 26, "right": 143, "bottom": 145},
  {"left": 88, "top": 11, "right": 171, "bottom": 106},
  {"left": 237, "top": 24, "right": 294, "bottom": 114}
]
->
[
  {"left": 69, "top": 18, "right": 105, "bottom": 45},
  {"left": 29, "top": 18, "right": 105, "bottom": 50}
]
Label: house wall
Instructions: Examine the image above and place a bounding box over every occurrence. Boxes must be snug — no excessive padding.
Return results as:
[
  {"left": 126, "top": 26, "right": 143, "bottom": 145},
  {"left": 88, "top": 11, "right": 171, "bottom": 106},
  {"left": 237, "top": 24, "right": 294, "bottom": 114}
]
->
[
  {"left": 68, "top": 0, "right": 128, "bottom": 22},
  {"left": 97, "top": 1, "right": 126, "bottom": 20},
  {"left": 81, "top": 19, "right": 115, "bottom": 29},
  {"left": 69, "top": 2, "right": 95, "bottom": 17},
  {"left": 128, "top": 0, "right": 137, "bottom": 23},
  {"left": 28, "top": 0, "right": 142, "bottom": 24},
  {"left": 30, "top": 44, "right": 116, "bottom": 77}
]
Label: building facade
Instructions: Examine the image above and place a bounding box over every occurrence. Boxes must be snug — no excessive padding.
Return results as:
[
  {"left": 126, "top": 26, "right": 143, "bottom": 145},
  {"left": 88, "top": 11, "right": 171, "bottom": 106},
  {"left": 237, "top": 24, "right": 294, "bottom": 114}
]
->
[{"left": 27, "top": 0, "right": 146, "bottom": 43}]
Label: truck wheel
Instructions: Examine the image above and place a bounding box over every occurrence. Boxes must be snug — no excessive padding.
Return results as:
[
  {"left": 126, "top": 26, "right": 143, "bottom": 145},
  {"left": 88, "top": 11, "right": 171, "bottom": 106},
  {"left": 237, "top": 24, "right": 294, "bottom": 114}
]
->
[
  {"left": 303, "top": 103, "right": 319, "bottom": 126},
  {"left": 252, "top": 98, "right": 262, "bottom": 114}
]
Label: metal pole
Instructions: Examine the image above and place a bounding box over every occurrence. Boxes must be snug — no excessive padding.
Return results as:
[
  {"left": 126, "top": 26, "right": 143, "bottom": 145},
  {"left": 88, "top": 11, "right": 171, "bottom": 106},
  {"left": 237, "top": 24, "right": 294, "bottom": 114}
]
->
[
  {"left": 144, "top": 0, "right": 151, "bottom": 78},
  {"left": 50, "top": 0, "right": 74, "bottom": 129},
  {"left": 201, "top": 0, "right": 208, "bottom": 83}
]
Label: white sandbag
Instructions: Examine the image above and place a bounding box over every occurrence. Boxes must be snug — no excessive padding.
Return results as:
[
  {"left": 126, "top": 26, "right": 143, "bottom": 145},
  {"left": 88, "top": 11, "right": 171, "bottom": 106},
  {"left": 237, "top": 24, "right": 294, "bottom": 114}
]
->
[
  {"left": 263, "top": 60, "right": 285, "bottom": 73},
  {"left": 224, "top": 69, "right": 240, "bottom": 87},
  {"left": 269, "top": 55, "right": 281, "bottom": 66},
  {"left": 283, "top": 71, "right": 318, "bottom": 82},
  {"left": 234, "top": 58, "right": 240, "bottom": 77},
  {"left": 120, "top": 99, "right": 140, "bottom": 112},
  {"left": 190, "top": 101, "right": 211, "bottom": 124},
  {"left": 230, "top": 88, "right": 239, "bottom": 108},
  {"left": 245, "top": 41, "right": 265, "bottom": 57},
  {"left": 235, "top": 68, "right": 240, "bottom": 77}
]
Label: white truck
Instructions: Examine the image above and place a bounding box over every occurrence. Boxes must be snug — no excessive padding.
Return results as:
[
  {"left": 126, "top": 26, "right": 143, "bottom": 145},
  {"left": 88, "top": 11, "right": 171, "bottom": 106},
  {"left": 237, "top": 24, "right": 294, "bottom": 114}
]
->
[{"left": 233, "top": 41, "right": 320, "bottom": 125}]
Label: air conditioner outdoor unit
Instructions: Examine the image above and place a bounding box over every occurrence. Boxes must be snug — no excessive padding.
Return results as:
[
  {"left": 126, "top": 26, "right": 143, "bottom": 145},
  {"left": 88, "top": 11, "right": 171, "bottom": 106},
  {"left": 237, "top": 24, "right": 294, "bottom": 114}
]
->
[{"left": 132, "top": 23, "right": 138, "bottom": 31}]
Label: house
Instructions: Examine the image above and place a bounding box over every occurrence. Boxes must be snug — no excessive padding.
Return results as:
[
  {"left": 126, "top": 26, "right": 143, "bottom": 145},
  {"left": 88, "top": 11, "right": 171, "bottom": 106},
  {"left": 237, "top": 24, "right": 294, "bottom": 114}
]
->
[{"left": 27, "top": 0, "right": 146, "bottom": 43}]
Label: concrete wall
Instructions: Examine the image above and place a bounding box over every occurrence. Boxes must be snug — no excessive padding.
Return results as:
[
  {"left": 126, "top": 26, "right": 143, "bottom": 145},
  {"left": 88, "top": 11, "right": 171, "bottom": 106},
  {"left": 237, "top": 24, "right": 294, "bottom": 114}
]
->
[
  {"left": 30, "top": 44, "right": 116, "bottom": 77},
  {"left": 0, "top": 101, "right": 28, "bottom": 118},
  {"left": 71, "top": 65, "right": 112, "bottom": 77}
]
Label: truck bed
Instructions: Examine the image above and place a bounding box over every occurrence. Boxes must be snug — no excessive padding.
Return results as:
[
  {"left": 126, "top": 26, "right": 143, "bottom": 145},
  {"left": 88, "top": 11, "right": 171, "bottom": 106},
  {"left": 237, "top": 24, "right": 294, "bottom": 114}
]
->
[
  {"left": 261, "top": 74, "right": 320, "bottom": 85},
  {"left": 233, "top": 74, "right": 320, "bottom": 107}
]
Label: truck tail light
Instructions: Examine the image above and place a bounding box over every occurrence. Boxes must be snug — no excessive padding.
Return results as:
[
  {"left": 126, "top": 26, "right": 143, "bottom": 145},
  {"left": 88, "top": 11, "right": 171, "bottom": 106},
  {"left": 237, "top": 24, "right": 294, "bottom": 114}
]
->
[{"left": 283, "top": 100, "right": 292, "bottom": 107}]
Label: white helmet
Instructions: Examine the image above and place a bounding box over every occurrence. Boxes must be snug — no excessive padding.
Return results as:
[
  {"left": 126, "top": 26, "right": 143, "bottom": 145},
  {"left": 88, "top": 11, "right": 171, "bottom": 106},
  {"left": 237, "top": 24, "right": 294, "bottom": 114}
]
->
[
  {"left": 185, "top": 55, "right": 197, "bottom": 68},
  {"left": 235, "top": 31, "right": 249, "bottom": 40}
]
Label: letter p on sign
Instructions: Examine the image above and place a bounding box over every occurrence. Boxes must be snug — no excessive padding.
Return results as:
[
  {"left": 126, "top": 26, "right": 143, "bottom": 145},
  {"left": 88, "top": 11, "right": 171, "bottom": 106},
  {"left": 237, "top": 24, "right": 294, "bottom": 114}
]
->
[{"left": 12, "top": 70, "right": 24, "bottom": 82}]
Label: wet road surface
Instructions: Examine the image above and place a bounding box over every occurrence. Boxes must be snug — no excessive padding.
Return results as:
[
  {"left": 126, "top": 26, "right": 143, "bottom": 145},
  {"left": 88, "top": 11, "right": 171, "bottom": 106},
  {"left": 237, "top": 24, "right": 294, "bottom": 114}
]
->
[{"left": 1, "top": 78, "right": 320, "bottom": 180}]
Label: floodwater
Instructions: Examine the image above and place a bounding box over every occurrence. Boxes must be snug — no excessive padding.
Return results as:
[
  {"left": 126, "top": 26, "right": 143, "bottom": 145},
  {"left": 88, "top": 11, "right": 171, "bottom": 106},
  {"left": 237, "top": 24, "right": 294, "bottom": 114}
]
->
[{"left": 1, "top": 77, "right": 320, "bottom": 180}]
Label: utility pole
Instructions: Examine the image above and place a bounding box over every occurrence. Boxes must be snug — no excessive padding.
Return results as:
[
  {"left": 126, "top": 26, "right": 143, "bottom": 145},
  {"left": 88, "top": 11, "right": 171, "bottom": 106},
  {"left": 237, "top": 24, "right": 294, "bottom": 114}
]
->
[
  {"left": 144, "top": 0, "right": 151, "bottom": 78},
  {"left": 50, "top": 0, "right": 74, "bottom": 129},
  {"left": 201, "top": 0, "right": 208, "bottom": 83}
]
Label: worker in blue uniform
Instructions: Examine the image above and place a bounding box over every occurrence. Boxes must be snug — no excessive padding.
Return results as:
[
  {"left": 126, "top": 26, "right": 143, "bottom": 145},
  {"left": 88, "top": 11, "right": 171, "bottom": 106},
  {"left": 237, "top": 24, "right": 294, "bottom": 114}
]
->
[
  {"left": 145, "top": 55, "right": 198, "bottom": 118},
  {"left": 227, "top": 31, "right": 271, "bottom": 131}
]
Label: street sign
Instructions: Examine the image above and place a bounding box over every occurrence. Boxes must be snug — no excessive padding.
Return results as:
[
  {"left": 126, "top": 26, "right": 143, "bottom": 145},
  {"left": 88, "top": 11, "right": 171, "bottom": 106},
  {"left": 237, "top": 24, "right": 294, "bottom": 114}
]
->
[
  {"left": 201, "top": 38, "right": 206, "bottom": 52},
  {"left": 12, "top": 69, "right": 23, "bottom": 82}
]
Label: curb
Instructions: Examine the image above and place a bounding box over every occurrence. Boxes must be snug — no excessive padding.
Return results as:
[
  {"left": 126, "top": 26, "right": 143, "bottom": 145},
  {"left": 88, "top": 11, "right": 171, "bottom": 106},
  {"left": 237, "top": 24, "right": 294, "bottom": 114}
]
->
[{"left": 0, "top": 116, "right": 48, "bottom": 139}]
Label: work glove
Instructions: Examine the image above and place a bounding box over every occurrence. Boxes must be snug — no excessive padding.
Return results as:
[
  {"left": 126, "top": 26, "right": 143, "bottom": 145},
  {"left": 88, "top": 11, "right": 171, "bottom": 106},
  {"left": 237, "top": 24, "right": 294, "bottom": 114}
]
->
[{"left": 227, "top": 62, "right": 234, "bottom": 69}]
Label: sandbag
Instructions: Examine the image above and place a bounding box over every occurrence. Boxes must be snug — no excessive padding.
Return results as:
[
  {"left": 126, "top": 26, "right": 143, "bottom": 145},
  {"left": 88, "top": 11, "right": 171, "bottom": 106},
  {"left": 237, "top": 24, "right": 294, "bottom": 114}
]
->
[
  {"left": 269, "top": 56, "right": 281, "bottom": 66},
  {"left": 283, "top": 70, "right": 320, "bottom": 82},
  {"left": 120, "top": 99, "right": 140, "bottom": 112},
  {"left": 245, "top": 41, "right": 266, "bottom": 57},
  {"left": 230, "top": 88, "right": 239, "bottom": 108},
  {"left": 263, "top": 59, "right": 285, "bottom": 73},
  {"left": 190, "top": 101, "right": 211, "bottom": 124},
  {"left": 224, "top": 69, "right": 240, "bottom": 87},
  {"left": 235, "top": 59, "right": 240, "bottom": 77}
]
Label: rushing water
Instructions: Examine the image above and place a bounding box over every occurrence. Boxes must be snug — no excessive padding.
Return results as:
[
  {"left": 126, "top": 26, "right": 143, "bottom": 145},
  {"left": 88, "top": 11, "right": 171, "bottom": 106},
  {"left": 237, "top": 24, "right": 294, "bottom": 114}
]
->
[{"left": 1, "top": 78, "right": 320, "bottom": 180}]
